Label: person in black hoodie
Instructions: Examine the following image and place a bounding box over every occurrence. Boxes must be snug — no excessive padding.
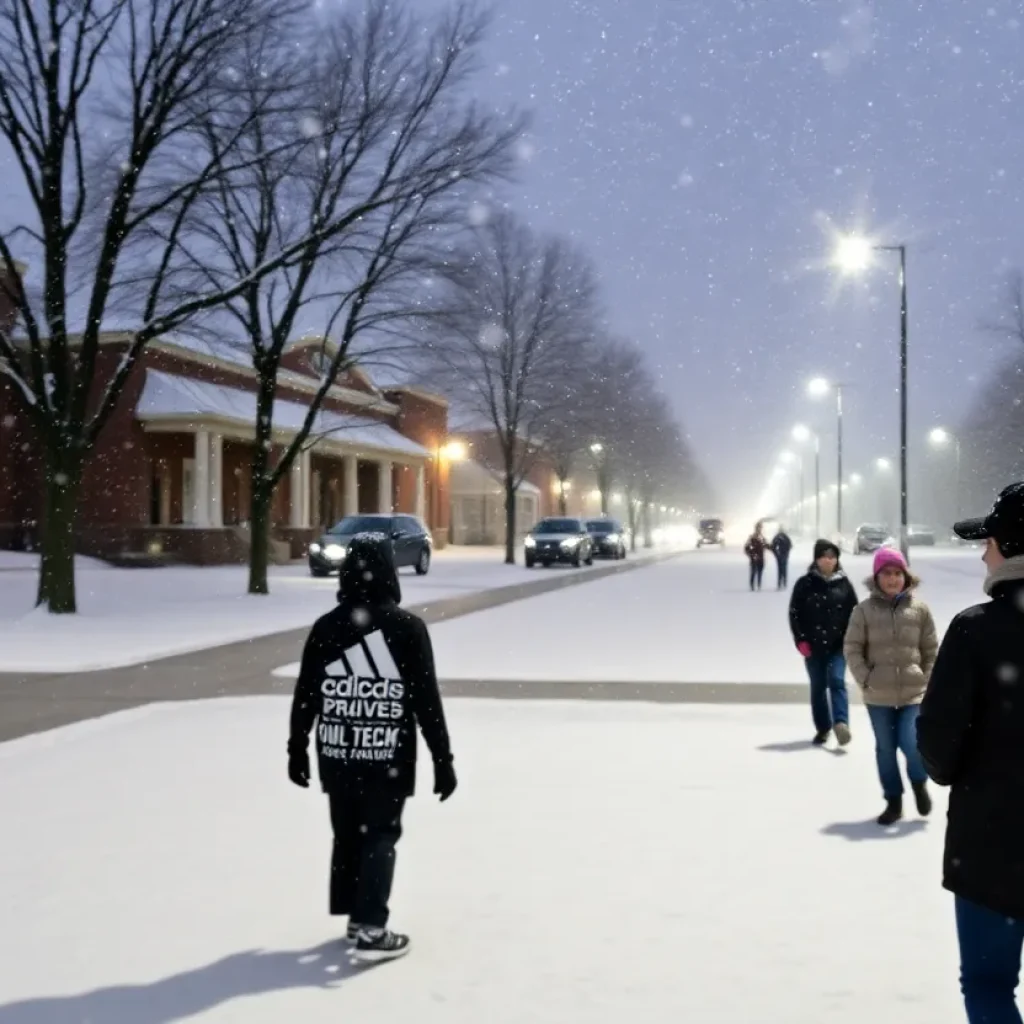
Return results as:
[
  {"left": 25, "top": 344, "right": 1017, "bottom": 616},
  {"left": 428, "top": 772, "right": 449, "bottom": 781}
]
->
[
  {"left": 287, "top": 532, "right": 457, "bottom": 963},
  {"left": 744, "top": 521, "right": 770, "bottom": 591},
  {"left": 771, "top": 526, "right": 793, "bottom": 590},
  {"left": 788, "top": 539, "right": 858, "bottom": 746},
  {"left": 917, "top": 483, "right": 1024, "bottom": 1023}
]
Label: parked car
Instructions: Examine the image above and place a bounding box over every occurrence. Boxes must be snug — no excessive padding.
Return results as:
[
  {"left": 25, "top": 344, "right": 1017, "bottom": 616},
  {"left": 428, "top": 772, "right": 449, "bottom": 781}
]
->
[
  {"left": 308, "top": 513, "right": 432, "bottom": 577},
  {"left": 585, "top": 517, "right": 628, "bottom": 559},
  {"left": 907, "top": 524, "right": 936, "bottom": 546},
  {"left": 524, "top": 517, "right": 594, "bottom": 568},
  {"left": 697, "top": 518, "right": 725, "bottom": 547},
  {"left": 853, "top": 523, "right": 894, "bottom": 554}
]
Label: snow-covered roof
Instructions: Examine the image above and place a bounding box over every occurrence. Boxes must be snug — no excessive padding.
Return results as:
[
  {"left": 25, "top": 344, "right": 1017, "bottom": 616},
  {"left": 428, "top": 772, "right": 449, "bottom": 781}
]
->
[
  {"left": 449, "top": 458, "right": 541, "bottom": 496},
  {"left": 137, "top": 371, "right": 429, "bottom": 459}
]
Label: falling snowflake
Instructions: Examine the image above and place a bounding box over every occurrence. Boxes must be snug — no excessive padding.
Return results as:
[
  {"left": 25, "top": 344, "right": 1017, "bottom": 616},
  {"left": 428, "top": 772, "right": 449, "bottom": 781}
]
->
[
  {"left": 515, "top": 139, "right": 536, "bottom": 163},
  {"left": 467, "top": 201, "right": 490, "bottom": 226},
  {"left": 680, "top": 114, "right": 694, "bottom": 128},
  {"left": 351, "top": 607, "right": 370, "bottom": 627},
  {"left": 53, "top": 472, "right": 68, "bottom": 486},
  {"left": 997, "top": 664, "right": 1019, "bottom": 684},
  {"left": 1, "top": 414, "right": 15, "bottom": 429},
  {"left": 677, "top": 172, "right": 694, "bottom": 187},
  {"left": 299, "top": 115, "right": 323, "bottom": 138},
  {"left": 479, "top": 324, "right": 505, "bottom": 349}
]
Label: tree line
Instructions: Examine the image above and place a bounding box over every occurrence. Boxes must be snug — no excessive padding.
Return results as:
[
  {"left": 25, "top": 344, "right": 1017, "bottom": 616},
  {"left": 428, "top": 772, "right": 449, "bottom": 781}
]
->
[{"left": 0, "top": 0, "right": 704, "bottom": 612}]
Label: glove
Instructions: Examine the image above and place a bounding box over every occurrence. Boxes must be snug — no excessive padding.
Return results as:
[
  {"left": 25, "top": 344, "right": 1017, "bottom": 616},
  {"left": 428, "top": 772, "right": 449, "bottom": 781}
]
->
[
  {"left": 287, "top": 740, "right": 310, "bottom": 789},
  {"left": 433, "top": 758, "right": 457, "bottom": 802},
  {"left": 796, "top": 641, "right": 812, "bottom": 658}
]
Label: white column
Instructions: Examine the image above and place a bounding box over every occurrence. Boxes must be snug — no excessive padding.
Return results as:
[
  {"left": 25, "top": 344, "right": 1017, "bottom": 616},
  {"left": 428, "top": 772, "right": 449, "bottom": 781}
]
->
[
  {"left": 208, "top": 432, "right": 223, "bottom": 528},
  {"left": 378, "top": 460, "right": 393, "bottom": 513},
  {"left": 289, "top": 456, "right": 303, "bottom": 529},
  {"left": 415, "top": 464, "right": 426, "bottom": 520},
  {"left": 300, "top": 450, "right": 312, "bottom": 528},
  {"left": 192, "top": 430, "right": 210, "bottom": 528},
  {"left": 343, "top": 456, "right": 359, "bottom": 517}
]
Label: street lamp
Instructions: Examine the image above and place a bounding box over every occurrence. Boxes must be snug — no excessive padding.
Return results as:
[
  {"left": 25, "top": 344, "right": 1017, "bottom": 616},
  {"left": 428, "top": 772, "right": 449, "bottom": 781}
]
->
[
  {"left": 590, "top": 442, "right": 608, "bottom": 513},
  {"left": 792, "top": 424, "right": 821, "bottom": 536},
  {"left": 834, "top": 233, "right": 910, "bottom": 558},
  {"left": 808, "top": 377, "right": 846, "bottom": 535},
  {"left": 929, "top": 426, "right": 962, "bottom": 519}
]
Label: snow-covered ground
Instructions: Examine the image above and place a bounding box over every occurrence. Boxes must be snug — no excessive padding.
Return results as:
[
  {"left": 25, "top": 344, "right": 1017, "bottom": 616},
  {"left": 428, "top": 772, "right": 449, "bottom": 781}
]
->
[
  {"left": 0, "top": 548, "right": 610, "bottom": 674},
  {"left": 275, "top": 544, "right": 987, "bottom": 684},
  {"left": 0, "top": 697, "right": 960, "bottom": 1023}
]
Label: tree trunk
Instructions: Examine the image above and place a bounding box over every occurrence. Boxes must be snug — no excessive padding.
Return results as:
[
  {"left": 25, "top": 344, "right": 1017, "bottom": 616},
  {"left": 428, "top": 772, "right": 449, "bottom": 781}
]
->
[
  {"left": 642, "top": 499, "right": 653, "bottom": 548},
  {"left": 36, "top": 446, "right": 82, "bottom": 613},
  {"left": 247, "top": 371, "right": 279, "bottom": 595},
  {"left": 504, "top": 474, "right": 516, "bottom": 565},
  {"left": 557, "top": 476, "right": 568, "bottom": 516},
  {"left": 627, "top": 496, "right": 638, "bottom": 552}
]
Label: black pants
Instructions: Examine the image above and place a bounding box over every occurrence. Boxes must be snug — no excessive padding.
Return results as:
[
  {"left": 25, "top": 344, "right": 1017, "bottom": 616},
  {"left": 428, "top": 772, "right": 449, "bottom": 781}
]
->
[
  {"left": 749, "top": 560, "right": 764, "bottom": 590},
  {"left": 328, "top": 787, "right": 406, "bottom": 928},
  {"left": 776, "top": 557, "right": 789, "bottom": 589}
]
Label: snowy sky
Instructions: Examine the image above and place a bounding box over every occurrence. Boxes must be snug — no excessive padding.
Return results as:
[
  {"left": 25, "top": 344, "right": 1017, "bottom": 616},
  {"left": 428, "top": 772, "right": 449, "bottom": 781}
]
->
[
  {"left": 453, "top": 0, "right": 1024, "bottom": 511},
  {"left": 2, "top": 1, "right": 1023, "bottom": 515}
]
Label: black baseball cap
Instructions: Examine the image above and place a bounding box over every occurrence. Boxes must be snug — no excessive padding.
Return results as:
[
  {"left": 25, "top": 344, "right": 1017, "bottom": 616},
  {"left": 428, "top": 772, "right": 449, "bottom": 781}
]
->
[{"left": 953, "top": 482, "right": 1024, "bottom": 554}]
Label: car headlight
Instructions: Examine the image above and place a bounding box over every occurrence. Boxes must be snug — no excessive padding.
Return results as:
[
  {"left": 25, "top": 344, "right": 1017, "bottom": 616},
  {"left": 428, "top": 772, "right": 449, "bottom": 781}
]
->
[
  {"left": 309, "top": 542, "right": 321, "bottom": 555},
  {"left": 561, "top": 538, "right": 580, "bottom": 549},
  {"left": 525, "top": 537, "right": 536, "bottom": 548},
  {"left": 605, "top": 533, "right": 619, "bottom": 543},
  {"left": 324, "top": 544, "right": 346, "bottom": 560}
]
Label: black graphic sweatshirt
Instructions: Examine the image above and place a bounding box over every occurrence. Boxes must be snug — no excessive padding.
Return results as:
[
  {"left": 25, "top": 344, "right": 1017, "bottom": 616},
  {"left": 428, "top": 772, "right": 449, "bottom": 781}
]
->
[{"left": 289, "top": 534, "right": 453, "bottom": 796}]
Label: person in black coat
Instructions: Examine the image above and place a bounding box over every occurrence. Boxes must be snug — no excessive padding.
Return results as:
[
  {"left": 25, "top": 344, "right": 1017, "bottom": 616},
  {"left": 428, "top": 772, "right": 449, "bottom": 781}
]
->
[
  {"left": 788, "top": 539, "right": 858, "bottom": 746},
  {"left": 744, "top": 522, "right": 770, "bottom": 591},
  {"left": 917, "top": 483, "right": 1024, "bottom": 1023},
  {"left": 288, "top": 532, "right": 457, "bottom": 963},
  {"left": 771, "top": 527, "right": 793, "bottom": 590}
]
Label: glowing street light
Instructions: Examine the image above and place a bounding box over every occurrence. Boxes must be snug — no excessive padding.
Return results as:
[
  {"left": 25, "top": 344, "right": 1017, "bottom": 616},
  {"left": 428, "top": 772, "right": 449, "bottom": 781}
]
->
[
  {"left": 876, "top": 457, "right": 892, "bottom": 472},
  {"left": 590, "top": 442, "right": 604, "bottom": 454},
  {"left": 440, "top": 440, "right": 468, "bottom": 462},
  {"left": 929, "top": 426, "right": 962, "bottom": 517},
  {"left": 833, "top": 234, "right": 874, "bottom": 274},
  {"left": 807, "top": 376, "right": 831, "bottom": 398},
  {"left": 850, "top": 472, "right": 863, "bottom": 486}
]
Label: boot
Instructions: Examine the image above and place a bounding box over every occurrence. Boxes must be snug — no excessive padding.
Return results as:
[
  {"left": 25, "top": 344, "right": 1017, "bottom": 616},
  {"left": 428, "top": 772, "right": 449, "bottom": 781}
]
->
[
  {"left": 912, "top": 781, "right": 932, "bottom": 817},
  {"left": 812, "top": 730, "right": 830, "bottom": 746},
  {"left": 833, "top": 722, "right": 852, "bottom": 747},
  {"left": 877, "top": 798, "right": 903, "bottom": 826}
]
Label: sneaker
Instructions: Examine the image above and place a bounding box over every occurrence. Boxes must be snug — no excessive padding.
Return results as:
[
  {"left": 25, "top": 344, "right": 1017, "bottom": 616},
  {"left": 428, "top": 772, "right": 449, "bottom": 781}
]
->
[
  {"left": 877, "top": 798, "right": 903, "bottom": 826},
  {"left": 353, "top": 927, "right": 411, "bottom": 963},
  {"left": 834, "top": 722, "right": 852, "bottom": 747},
  {"left": 912, "top": 781, "right": 932, "bottom": 817},
  {"left": 812, "top": 731, "right": 830, "bottom": 746},
  {"left": 345, "top": 921, "right": 361, "bottom": 944}
]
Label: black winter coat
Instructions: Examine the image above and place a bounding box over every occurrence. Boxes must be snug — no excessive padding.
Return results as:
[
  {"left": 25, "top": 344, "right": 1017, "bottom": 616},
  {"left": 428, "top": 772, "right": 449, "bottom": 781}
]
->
[
  {"left": 788, "top": 567, "right": 858, "bottom": 656},
  {"left": 917, "top": 570, "right": 1024, "bottom": 919},
  {"left": 289, "top": 538, "right": 452, "bottom": 797},
  {"left": 771, "top": 533, "right": 793, "bottom": 561}
]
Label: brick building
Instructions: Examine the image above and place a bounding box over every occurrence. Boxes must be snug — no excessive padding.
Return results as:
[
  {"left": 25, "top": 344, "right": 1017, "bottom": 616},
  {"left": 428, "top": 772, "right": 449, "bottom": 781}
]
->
[{"left": 0, "top": 323, "right": 453, "bottom": 564}]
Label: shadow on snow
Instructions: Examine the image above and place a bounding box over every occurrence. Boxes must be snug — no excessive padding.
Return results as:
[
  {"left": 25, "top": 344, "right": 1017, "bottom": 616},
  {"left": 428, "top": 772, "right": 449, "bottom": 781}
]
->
[
  {"left": 0, "top": 940, "right": 383, "bottom": 1024},
  {"left": 821, "top": 819, "right": 929, "bottom": 842}
]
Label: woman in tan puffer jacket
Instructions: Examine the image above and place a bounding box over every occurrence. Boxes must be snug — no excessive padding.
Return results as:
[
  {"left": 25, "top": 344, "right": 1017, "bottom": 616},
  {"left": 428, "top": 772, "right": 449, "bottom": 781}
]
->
[{"left": 844, "top": 547, "right": 939, "bottom": 826}]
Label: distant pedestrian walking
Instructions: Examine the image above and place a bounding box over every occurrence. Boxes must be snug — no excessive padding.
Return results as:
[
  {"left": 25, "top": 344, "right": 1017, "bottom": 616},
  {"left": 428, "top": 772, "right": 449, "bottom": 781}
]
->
[
  {"left": 771, "top": 527, "right": 793, "bottom": 590},
  {"left": 918, "top": 483, "right": 1024, "bottom": 1024},
  {"left": 744, "top": 522, "right": 770, "bottom": 591},
  {"left": 843, "top": 547, "right": 938, "bottom": 825},
  {"left": 789, "top": 540, "right": 858, "bottom": 746}
]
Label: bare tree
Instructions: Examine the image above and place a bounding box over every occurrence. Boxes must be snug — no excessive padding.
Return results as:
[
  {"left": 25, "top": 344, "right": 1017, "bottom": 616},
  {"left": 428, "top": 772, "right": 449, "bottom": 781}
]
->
[
  {"left": 0, "top": 0, "right": 338, "bottom": 613},
  {"left": 147, "top": 0, "right": 522, "bottom": 594},
  {"left": 422, "top": 211, "right": 598, "bottom": 563},
  {"left": 983, "top": 269, "right": 1024, "bottom": 346}
]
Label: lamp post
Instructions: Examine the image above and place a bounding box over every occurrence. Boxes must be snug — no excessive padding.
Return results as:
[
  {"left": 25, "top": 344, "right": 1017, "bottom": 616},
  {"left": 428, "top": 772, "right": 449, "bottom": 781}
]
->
[
  {"left": 793, "top": 424, "right": 820, "bottom": 536},
  {"left": 834, "top": 235, "right": 909, "bottom": 559},
  {"left": 433, "top": 439, "right": 467, "bottom": 544},
  {"left": 590, "top": 442, "right": 608, "bottom": 514},
  {"left": 929, "top": 427, "right": 962, "bottom": 520},
  {"left": 808, "top": 377, "right": 847, "bottom": 536}
]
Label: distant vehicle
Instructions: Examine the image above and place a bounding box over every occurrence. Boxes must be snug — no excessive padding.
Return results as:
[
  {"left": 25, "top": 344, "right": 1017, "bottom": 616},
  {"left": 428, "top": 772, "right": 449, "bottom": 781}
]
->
[
  {"left": 697, "top": 518, "right": 725, "bottom": 547},
  {"left": 525, "top": 517, "right": 594, "bottom": 568},
  {"left": 853, "top": 523, "right": 894, "bottom": 554},
  {"left": 907, "top": 524, "right": 936, "bottom": 547},
  {"left": 585, "top": 517, "right": 628, "bottom": 560},
  {"left": 308, "top": 514, "right": 432, "bottom": 577}
]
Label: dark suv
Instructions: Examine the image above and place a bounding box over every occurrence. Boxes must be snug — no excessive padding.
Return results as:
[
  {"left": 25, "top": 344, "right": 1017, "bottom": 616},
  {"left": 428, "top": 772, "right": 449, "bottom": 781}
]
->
[
  {"left": 308, "top": 514, "right": 432, "bottom": 577},
  {"left": 585, "top": 517, "right": 627, "bottom": 559},
  {"left": 697, "top": 518, "right": 725, "bottom": 547}
]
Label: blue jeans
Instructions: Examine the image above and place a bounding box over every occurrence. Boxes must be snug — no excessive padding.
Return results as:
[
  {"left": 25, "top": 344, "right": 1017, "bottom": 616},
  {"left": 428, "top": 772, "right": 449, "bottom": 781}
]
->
[
  {"left": 865, "top": 704, "right": 928, "bottom": 799},
  {"left": 805, "top": 653, "right": 849, "bottom": 734},
  {"left": 956, "top": 895, "right": 1024, "bottom": 1023}
]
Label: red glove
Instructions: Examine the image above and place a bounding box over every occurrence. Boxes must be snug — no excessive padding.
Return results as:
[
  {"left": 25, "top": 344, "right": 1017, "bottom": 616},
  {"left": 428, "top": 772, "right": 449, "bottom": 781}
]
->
[{"left": 796, "top": 641, "right": 812, "bottom": 658}]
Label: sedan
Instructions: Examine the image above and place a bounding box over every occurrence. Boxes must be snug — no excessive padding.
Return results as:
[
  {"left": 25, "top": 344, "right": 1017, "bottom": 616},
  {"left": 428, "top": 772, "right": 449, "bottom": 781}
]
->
[
  {"left": 308, "top": 513, "right": 432, "bottom": 577},
  {"left": 586, "top": 517, "right": 628, "bottom": 559},
  {"left": 524, "top": 517, "right": 594, "bottom": 568}
]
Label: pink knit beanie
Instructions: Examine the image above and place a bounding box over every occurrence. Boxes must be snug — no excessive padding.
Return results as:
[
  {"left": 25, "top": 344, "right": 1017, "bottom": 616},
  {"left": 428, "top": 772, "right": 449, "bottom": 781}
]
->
[{"left": 872, "top": 547, "right": 908, "bottom": 576}]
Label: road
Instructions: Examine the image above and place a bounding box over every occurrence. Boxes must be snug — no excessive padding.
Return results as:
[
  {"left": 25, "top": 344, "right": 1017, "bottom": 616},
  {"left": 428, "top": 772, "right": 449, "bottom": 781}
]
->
[{"left": 1, "top": 543, "right": 986, "bottom": 742}]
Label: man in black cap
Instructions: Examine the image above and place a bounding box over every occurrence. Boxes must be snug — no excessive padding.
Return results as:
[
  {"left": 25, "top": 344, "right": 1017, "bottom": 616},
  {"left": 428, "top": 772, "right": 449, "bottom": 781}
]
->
[
  {"left": 287, "top": 532, "right": 457, "bottom": 963},
  {"left": 918, "top": 482, "right": 1024, "bottom": 1022}
]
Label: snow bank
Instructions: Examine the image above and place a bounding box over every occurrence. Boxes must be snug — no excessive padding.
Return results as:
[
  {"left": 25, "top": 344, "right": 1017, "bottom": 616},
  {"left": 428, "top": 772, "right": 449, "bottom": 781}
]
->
[{"left": 0, "top": 697, "right": 959, "bottom": 1023}]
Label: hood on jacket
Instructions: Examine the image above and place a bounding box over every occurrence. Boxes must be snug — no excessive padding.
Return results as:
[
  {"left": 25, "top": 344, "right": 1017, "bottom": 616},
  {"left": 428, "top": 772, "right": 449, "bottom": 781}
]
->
[
  {"left": 337, "top": 532, "right": 402, "bottom": 606},
  {"left": 813, "top": 539, "right": 841, "bottom": 562},
  {"left": 864, "top": 571, "right": 922, "bottom": 600}
]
